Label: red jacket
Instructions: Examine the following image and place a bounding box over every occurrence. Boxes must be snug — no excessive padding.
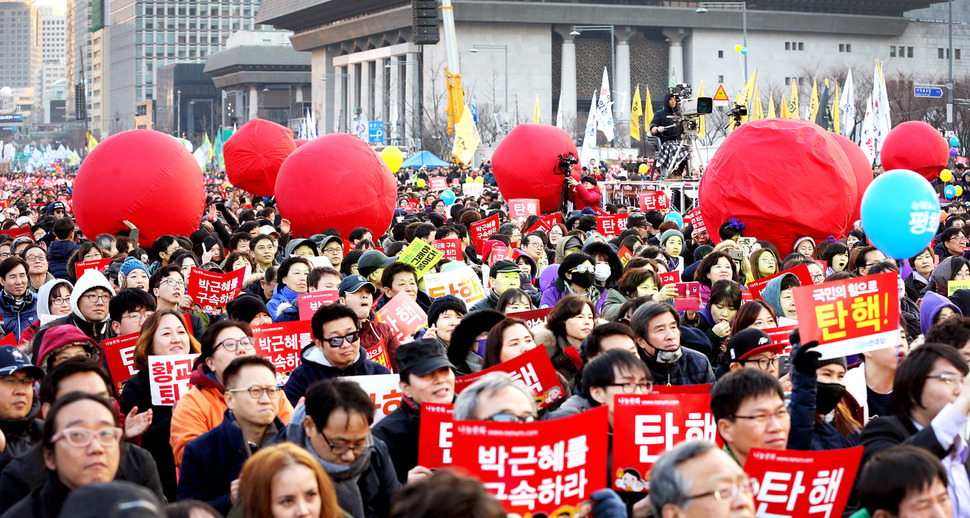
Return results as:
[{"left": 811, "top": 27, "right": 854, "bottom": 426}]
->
[{"left": 573, "top": 183, "right": 602, "bottom": 211}]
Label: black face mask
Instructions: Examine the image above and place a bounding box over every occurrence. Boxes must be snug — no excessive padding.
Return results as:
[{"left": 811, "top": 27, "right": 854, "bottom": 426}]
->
[
  {"left": 570, "top": 271, "right": 595, "bottom": 290},
  {"left": 816, "top": 382, "right": 846, "bottom": 415}
]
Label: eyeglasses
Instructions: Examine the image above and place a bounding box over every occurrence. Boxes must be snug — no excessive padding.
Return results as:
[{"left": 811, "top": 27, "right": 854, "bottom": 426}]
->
[
  {"left": 570, "top": 264, "right": 594, "bottom": 274},
  {"left": 323, "top": 331, "right": 359, "bottom": 348},
  {"left": 52, "top": 426, "right": 123, "bottom": 448},
  {"left": 122, "top": 311, "right": 153, "bottom": 322},
  {"left": 605, "top": 381, "right": 653, "bottom": 394},
  {"left": 810, "top": 273, "right": 825, "bottom": 283},
  {"left": 50, "top": 297, "right": 70, "bottom": 306},
  {"left": 687, "top": 478, "right": 759, "bottom": 504},
  {"left": 0, "top": 375, "right": 34, "bottom": 388},
  {"left": 215, "top": 337, "right": 256, "bottom": 352},
  {"left": 730, "top": 408, "right": 790, "bottom": 424},
  {"left": 320, "top": 430, "right": 372, "bottom": 455},
  {"left": 227, "top": 384, "right": 282, "bottom": 399},
  {"left": 742, "top": 356, "right": 779, "bottom": 371},
  {"left": 323, "top": 247, "right": 343, "bottom": 254},
  {"left": 159, "top": 279, "right": 185, "bottom": 288},
  {"left": 24, "top": 254, "right": 46, "bottom": 262},
  {"left": 82, "top": 293, "right": 111, "bottom": 303},
  {"left": 484, "top": 412, "right": 537, "bottom": 423},
  {"left": 82, "top": 254, "right": 102, "bottom": 261},
  {"left": 0, "top": 252, "right": 10, "bottom": 259},
  {"left": 927, "top": 373, "right": 964, "bottom": 385}
]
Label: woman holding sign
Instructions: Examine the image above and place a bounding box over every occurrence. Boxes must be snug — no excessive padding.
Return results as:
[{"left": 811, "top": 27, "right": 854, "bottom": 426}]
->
[
  {"left": 267, "top": 256, "right": 311, "bottom": 322},
  {"left": 119, "top": 310, "right": 201, "bottom": 501}
]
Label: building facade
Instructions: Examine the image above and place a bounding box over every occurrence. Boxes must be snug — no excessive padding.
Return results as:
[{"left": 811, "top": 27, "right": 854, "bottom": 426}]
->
[
  {"left": 40, "top": 7, "right": 66, "bottom": 103},
  {"left": 0, "top": 1, "right": 41, "bottom": 117}
]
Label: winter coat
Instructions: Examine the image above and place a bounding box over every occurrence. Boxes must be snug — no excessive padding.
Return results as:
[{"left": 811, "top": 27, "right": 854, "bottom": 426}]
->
[
  {"left": 554, "top": 236, "right": 584, "bottom": 264},
  {"left": 359, "top": 315, "right": 402, "bottom": 372},
  {"left": 46, "top": 240, "right": 79, "bottom": 280},
  {"left": 119, "top": 369, "right": 177, "bottom": 501},
  {"left": 0, "top": 291, "right": 37, "bottom": 343},
  {"left": 371, "top": 397, "right": 422, "bottom": 484},
  {"left": 0, "top": 398, "right": 42, "bottom": 473},
  {"left": 0, "top": 471, "right": 70, "bottom": 518},
  {"left": 170, "top": 364, "right": 293, "bottom": 467},
  {"left": 637, "top": 343, "right": 714, "bottom": 387},
  {"left": 283, "top": 345, "right": 390, "bottom": 406},
  {"left": 649, "top": 93, "right": 684, "bottom": 143},
  {"left": 572, "top": 183, "right": 602, "bottom": 212},
  {"left": 539, "top": 278, "right": 606, "bottom": 312},
  {"left": 541, "top": 394, "right": 594, "bottom": 420},
  {"left": 178, "top": 409, "right": 284, "bottom": 514},
  {"left": 919, "top": 291, "right": 961, "bottom": 336},
  {"left": 29, "top": 270, "right": 117, "bottom": 359},
  {"left": 469, "top": 290, "right": 499, "bottom": 312},
  {"left": 786, "top": 367, "right": 859, "bottom": 451},
  {"left": 266, "top": 285, "right": 301, "bottom": 322},
  {"left": 600, "top": 289, "right": 629, "bottom": 323}
]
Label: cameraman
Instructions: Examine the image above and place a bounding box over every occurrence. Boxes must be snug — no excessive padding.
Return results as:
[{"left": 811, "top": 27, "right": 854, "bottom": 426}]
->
[{"left": 649, "top": 93, "right": 685, "bottom": 176}]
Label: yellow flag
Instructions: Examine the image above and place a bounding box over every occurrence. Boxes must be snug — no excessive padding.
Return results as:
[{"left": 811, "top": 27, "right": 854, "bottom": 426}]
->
[
  {"left": 630, "top": 85, "right": 643, "bottom": 141},
  {"left": 697, "top": 81, "right": 706, "bottom": 139},
  {"left": 204, "top": 133, "right": 213, "bottom": 162},
  {"left": 767, "top": 92, "right": 776, "bottom": 119},
  {"left": 533, "top": 94, "right": 540, "bottom": 124},
  {"left": 87, "top": 133, "right": 98, "bottom": 150},
  {"left": 751, "top": 84, "right": 763, "bottom": 121},
  {"left": 643, "top": 86, "right": 655, "bottom": 131},
  {"left": 781, "top": 94, "right": 790, "bottom": 118},
  {"left": 808, "top": 80, "right": 820, "bottom": 121},
  {"left": 452, "top": 104, "right": 481, "bottom": 167},
  {"left": 832, "top": 80, "right": 841, "bottom": 134},
  {"left": 788, "top": 79, "right": 799, "bottom": 119},
  {"left": 733, "top": 69, "right": 757, "bottom": 130}
]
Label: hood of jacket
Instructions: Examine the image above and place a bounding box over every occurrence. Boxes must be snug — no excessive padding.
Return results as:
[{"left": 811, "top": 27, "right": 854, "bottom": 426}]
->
[
  {"left": 188, "top": 363, "right": 225, "bottom": 393},
  {"left": 761, "top": 272, "right": 797, "bottom": 319},
  {"left": 36, "top": 278, "right": 72, "bottom": 317},
  {"left": 928, "top": 256, "right": 967, "bottom": 296},
  {"left": 555, "top": 235, "right": 583, "bottom": 263},
  {"left": 69, "top": 270, "right": 116, "bottom": 321},
  {"left": 36, "top": 324, "right": 101, "bottom": 369},
  {"left": 920, "top": 291, "right": 962, "bottom": 335},
  {"left": 514, "top": 250, "right": 537, "bottom": 280}
]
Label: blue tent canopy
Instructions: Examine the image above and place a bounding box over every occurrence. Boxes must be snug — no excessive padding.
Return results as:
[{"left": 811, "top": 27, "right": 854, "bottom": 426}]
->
[{"left": 401, "top": 150, "right": 449, "bottom": 170}]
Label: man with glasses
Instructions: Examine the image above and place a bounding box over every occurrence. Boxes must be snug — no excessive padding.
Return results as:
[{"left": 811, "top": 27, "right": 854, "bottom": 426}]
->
[
  {"left": 20, "top": 244, "right": 52, "bottom": 294},
  {"left": 148, "top": 265, "right": 203, "bottom": 340},
  {"left": 711, "top": 368, "right": 790, "bottom": 467},
  {"left": 545, "top": 349, "right": 652, "bottom": 423},
  {"left": 177, "top": 356, "right": 285, "bottom": 514},
  {"left": 318, "top": 235, "right": 345, "bottom": 272},
  {"left": 942, "top": 227, "right": 969, "bottom": 260},
  {"left": 31, "top": 270, "right": 116, "bottom": 358},
  {"left": 722, "top": 328, "right": 786, "bottom": 379},
  {"left": 648, "top": 440, "right": 757, "bottom": 518},
  {"left": 0, "top": 241, "right": 12, "bottom": 263},
  {"left": 0, "top": 346, "right": 44, "bottom": 469},
  {"left": 283, "top": 304, "right": 389, "bottom": 406},
  {"left": 108, "top": 289, "right": 156, "bottom": 338},
  {"left": 279, "top": 378, "right": 401, "bottom": 518}
]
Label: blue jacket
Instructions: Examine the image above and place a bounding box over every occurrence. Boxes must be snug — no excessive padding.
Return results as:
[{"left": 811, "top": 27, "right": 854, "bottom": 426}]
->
[
  {"left": 266, "top": 285, "right": 301, "bottom": 322},
  {"left": 283, "top": 345, "right": 390, "bottom": 406},
  {"left": 46, "top": 241, "right": 78, "bottom": 280},
  {"left": 177, "top": 409, "right": 284, "bottom": 514},
  {"left": 0, "top": 292, "right": 37, "bottom": 343}
]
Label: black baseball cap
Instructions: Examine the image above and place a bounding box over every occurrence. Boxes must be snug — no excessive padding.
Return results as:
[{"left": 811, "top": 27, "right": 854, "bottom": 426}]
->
[
  {"left": 726, "top": 328, "right": 786, "bottom": 362},
  {"left": 0, "top": 345, "right": 44, "bottom": 379},
  {"left": 396, "top": 339, "right": 454, "bottom": 376}
]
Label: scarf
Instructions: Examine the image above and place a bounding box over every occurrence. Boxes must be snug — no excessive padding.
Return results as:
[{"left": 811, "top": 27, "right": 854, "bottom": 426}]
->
[
  {"left": 2, "top": 289, "right": 32, "bottom": 314},
  {"left": 313, "top": 444, "right": 371, "bottom": 518}
]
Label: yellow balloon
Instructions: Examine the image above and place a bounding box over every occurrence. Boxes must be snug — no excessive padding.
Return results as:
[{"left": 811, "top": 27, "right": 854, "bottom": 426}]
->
[
  {"left": 465, "top": 177, "right": 473, "bottom": 183},
  {"left": 638, "top": 164, "right": 648, "bottom": 174},
  {"left": 734, "top": 44, "right": 742, "bottom": 53},
  {"left": 476, "top": 177, "right": 485, "bottom": 184},
  {"left": 958, "top": 186, "right": 965, "bottom": 197},
  {"left": 941, "top": 169, "right": 953, "bottom": 182},
  {"left": 416, "top": 179, "right": 426, "bottom": 188},
  {"left": 380, "top": 146, "right": 404, "bottom": 173}
]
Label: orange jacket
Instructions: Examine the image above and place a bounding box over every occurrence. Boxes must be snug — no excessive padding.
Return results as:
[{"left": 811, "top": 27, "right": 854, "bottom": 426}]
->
[{"left": 170, "top": 364, "right": 293, "bottom": 467}]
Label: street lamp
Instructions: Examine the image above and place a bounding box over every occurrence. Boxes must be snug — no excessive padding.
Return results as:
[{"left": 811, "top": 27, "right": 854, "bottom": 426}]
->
[
  {"left": 176, "top": 89, "right": 181, "bottom": 137},
  {"left": 696, "top": 1, "right": 747, "bottom": 79},
  {"left": 570, "top": 25, "right": 615, "bottom": 94},
  {"left": 469, "top": 44, "right": 508, "bottom": 129}
]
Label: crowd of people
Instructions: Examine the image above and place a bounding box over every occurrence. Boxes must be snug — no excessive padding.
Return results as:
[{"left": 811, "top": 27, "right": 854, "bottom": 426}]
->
[{"left": 0, "top": 162, "right": 961, "bottom": 518}]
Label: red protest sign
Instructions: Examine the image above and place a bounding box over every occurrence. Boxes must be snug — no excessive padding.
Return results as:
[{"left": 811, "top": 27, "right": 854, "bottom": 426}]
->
[
  {"left": 958, "top": 156, "right": 968, "bottom": 166},
  {"left": 792, "top": 272, "right": 900, "bottom": 360},
  {"left": 507, "top": 307, "right": 552, "bottom": 328},
  {"left": 745, "top": 447, "right": 863, "bottom": 518},
  {"left": 508, "top": 199, "right": 540, "bottom": 219},
  {"left": 487, "top": 243, "right": 513, "bottom": 266},
  {"left": 470, "top": 214, "right": 500, "bottom": 253},
  {"left": 149, "top": 353, "right": 199, "bottom": 406},
  {"left": 418, "top": 402, "right": 454, "bottom": 469},
  {"left": 429, "top": 177, "right": 447, "bottom": 190},
  {"left": 0, "top": 226, "right": 33, "bottom": 242},
  {"left": 251, "top": 320, "right": 312, "bottom": 378},
  {"left": 685, "top": 208, "right": 705, "bottom": 232},
  {"left": 297, "top": 290, "right": 339, "bottom": 320},
  {"left": 375, "top": 291, "right": 428, "bottom": 342},
  {"left": 186, "top": 267, "right": 245, "bottom": 312},
  {"left": 618, "top": 246, "right": 633, "bottom": 266},
  {"left": 76, "top": 258, "right": 111, "bottom": 278},
  {"left": 454, "top": 346, "right": 564, "bottom": 409},
  {"left": 526, "top": 214, "right": 562, "bottom": 235},
  {"left": 0, "top": 333, "right": 14, "bottom": 347},
  {"left": 747, "top": 263, "right": 813, "bottom": 301},
  {"left": 638, "top": 191, "right": 670, "bottom": 212},
  {"left": 432, "top": 239, "right": 463, "bottom": 261},
  {"left": 364, "top": 340, "right": 392, "bottom": 370},
  {"left": 596, "top": 214, "right": 627, "bottom": 237},
  {"left": 451, "top": 406, "right": 609, "bottom": 516},
  {"left": 102, "top": 332, "right": 139, "bottom": 392},
  {"left": 673, "top": 282, "right": 701, "bottom": 311},
  {"left": 764, "top": 325, "right": 798, "bottom": 354},
  {"left": 611, "top": 391, "right": 720, "bottom": 492},
  {"left": 658, "top": 270, "right": 681, "bottom": 286}
]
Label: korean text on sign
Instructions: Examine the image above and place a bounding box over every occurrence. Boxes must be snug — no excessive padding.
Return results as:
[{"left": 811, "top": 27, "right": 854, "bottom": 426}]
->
[
  {"left": 424, "top": 266, "right": 486, "bottom": 306},
  {"left": 526, "top": 214, "right": 562, "bottom": 235},
  {"left": 102, "top": 332, "right": 139, "bottom": 392},
  {"left": 76, "top": 258, "right": 111, "bottom": 278},
  {"left": 399, "top": 239, "right": 444, "bottom": 279},
  {"left": 297, "top": 290, "right": 339, "bottom": 320},
  {"left": 471, "top": 215, "right": 500, "bottom": 252},
  {"left": 376, "top": 291, "right": 428, "bottom": 342},
  {"left": 418, "top": 403, "right": 454, "bottom": 468},
  {"left": 451, "top": 406, "right": 608, "bottom": 516},
  {"left": 149, "top": 353, "right": 200, "bottom": 406},
  {"left": 429, "top": 177, "right": 447, "bottom": 190},
  {"left": 596, "top": 214, "right": 628, "bottom": 237},
  {"left": 744, "top": 447, "right": 863, "bottom": 518},
  {"left": 685, "top": 208, "right": 705, "bottom": 232},
  {"left": 611, "top": 391, "right": 719, "bottom": 492},
  {"left": 454, "top": 346, "right": 564, "bottom": 409},
  {"left": 508, "top": 199, "right": 540, "bottom": 220},
  {"left": 638, "top": 191, "right": 670, "bottom": 212},
  {"left": 792, "top": 272, "right": 900, "bottom": 360},
  {"left": 187, "top": 267, "right": 246, "bottom": 311},
  {"left": 344, "top": 374, "right": 402, "bottom": 425},
  {"left": 251, "top": 320, "right": 312, "bottom": 378},
  {"left": 432, "top": 239, "right": 463, "bottom": 261}
]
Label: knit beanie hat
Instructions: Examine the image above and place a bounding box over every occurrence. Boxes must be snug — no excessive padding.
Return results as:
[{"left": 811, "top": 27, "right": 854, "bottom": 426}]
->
[
  {"left": 427, "top": 294, "right": 467, "bottom": 327},
  {"left": 226, "top": 294, "right": 270, "bottom": 323},
  {"left": 660, "top": 229, "right": 685, "bottom": 247},
  {"left": 818, "top": 356, "right": 848, "bottom": 370},
  {"left": 119, "top": 257, "right": 149, "bottom": 278}
]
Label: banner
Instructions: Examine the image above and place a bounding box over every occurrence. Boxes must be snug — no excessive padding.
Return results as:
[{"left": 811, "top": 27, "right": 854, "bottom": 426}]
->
[
  {"left": 611, "top": 391, "right": 719, "bottom": 492},
  {"left": 101, "top": 332, "right": 139, "bottom": 393},
  {"left": 508, "top": 307, "right": 553, "bottom": 328},
  {"left": 673, "top": 282, "right": 701, "bottom": 311},
  {"left": 454, "top": 346, "right": 564, "bottom": 409},
  {"left": 432, "top": 239, "right": 463, "bottom": 262},
  {"left": 375, "top": 291, "right": 428, "bottom": 342},
  {"left": 344, "top": 373, "right": 402, "bottom": 425},
  {"left": 251, "top": 320, "right": 312, "bottom": 379},
  {"left": 418, "top": 402, "right": 454, "bottom": 468},
  {"left": 470, "top": 215, "right": 500, "bottom": 253},
  {"left": 186, "top": 267, "right": 245, "bottom": 312},
  {"left": 596, "top": 214, "right": 628, "bottom": 237},
  {"left": 747, "top": 264, "right": 813, "bottom": 301},
  {"left": 149, "top": 353, "right": 200, "bottom": 406},
  {"left": 792, "top": 272, "right": 900, "bottom": 360},
  {"left": 76, "top": 258, "right": 111, "bottom": 278},
  {"left": 745, "top": 447, "right": 863, "bottom": 518},
  {"left": 451, "top": 406, "right": 609, "bottom": 516},
  {"left": 429, "top": 177, "right": 447, "bottom": 190},
  {"left": 508, "top": 199, "right": 540, "bottom": 220},
  {"left": 487, "top": 243, "right": 513, "bottom": 266},
  {"left": 297, "top": 290, "right": 339, "bottom": 320},
  {"left": 658, "top": 271, "right": 681, "bottom": 286},
  {"left": 425, "top": 265, "right": 486, "bottom": 306},
  {"left": 526, "top": 214, "right": 562, "bottom": 235},
  {"left": 638, "top": 192, "right": 670, "bottom": 212},
  {"left": 399, "top": 238, "right": 444, "bottom": 279}
]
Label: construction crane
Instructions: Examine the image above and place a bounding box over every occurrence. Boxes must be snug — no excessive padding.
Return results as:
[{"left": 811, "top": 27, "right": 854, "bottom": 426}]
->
[{"left": 440, "top": 0, "right": 464, "bottom": 135}]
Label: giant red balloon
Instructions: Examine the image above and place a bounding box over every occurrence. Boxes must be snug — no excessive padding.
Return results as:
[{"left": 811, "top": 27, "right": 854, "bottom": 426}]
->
[
  {"left": 828, "top": 132, "right": 873, "bottom": 225},
  {"left": 492, "top": 124, "right": 581, "bottom": 213},
  {"left": 74, "top": 130, "right": 204, "bottom": 247},
  {"left": 224, "top": 118, "right": 296, "bottom": 197},
  {"left": 275, "top": 134, "right": 396, "bottom": 239},
  {"left": 880, "top": 121, "right": 949, "bottom": 181},
  {"left": 699, "top": 119, "right": 857, "bottom": 255}
]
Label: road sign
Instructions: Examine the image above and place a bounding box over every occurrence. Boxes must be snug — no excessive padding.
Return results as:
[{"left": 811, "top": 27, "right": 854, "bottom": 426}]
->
[
  {"left": 368, "top": 121, "right": 384, "bottom": 144},
  {"left": 713, "top": 85, "right": 730, "bottom": 102},
  {"left": 914, "top": 86, "right": 944, "bottom": 98}
]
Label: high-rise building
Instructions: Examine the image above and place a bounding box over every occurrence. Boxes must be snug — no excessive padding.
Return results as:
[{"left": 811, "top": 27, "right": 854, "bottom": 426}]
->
[
  {"left": 40, "top": 7, "right": 66, "bottom": 102},
  {"left": 0, "top": 1, "right": 41, "bottom": 113},
  {"left": 108, "top": 0, "right": 263, "bottom": 133},
  {"left": 65, "top": 0, "right": 93, "bottom": 121}
]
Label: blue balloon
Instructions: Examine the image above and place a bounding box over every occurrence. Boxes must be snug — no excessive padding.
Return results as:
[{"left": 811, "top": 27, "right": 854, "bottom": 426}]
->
[
  {"left": 664, "top": 211, "right": 684, "bottom": 227},
  {"left": 946, "top": 185, "right": 957, "bottom": 199},
  {"left": 951, "top": 137, "right": 961, "bottom": 147},
  {"left": 741, "top": 47, "right": 748, "bottom": 55},
  {"left": 441, "top": 189, "right": 456, "bottom": 205},
  {"left": 861, "top": 169, "right": 940, "bottom": 259}
]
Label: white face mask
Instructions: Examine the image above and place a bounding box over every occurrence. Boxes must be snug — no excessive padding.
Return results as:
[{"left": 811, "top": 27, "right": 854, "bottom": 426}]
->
[{"left": 594, "top": 263, "right": 611, "bottom": 282}]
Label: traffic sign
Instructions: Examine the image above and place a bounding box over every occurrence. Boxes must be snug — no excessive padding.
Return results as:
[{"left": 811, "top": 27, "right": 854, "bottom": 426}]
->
[
  {"left": 368, "top": 121, "right": 384, "bottom": 144},
  {"left": 914, "top": 86, "right": 944, "bottom": 98},
  {"left": 712, "top": 85, "right": 730, "bottom": 102}
]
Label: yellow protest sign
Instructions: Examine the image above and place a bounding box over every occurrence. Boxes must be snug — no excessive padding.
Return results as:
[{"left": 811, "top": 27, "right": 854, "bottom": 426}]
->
[
  {"left": 398, "top": 239, "right": 444, "bottom": 279},
  {"left": 948, "top": 279, "right": 970, "bottom": 296}
]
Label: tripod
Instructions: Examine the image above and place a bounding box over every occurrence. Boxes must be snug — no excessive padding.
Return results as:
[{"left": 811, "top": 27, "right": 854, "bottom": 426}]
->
[
  {"left": 556, "top": 153, "right": 578, "bottom": 215},
  {"left": 667, "top": 132, "right": 705, "bottom": 179}
]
